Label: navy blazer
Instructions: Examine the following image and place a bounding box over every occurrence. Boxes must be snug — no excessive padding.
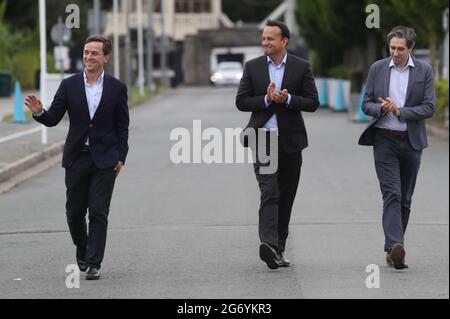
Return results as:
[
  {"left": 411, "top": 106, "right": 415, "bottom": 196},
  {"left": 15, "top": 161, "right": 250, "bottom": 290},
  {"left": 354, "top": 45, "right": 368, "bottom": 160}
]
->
[
  {"left": 358, "top": 55, "right": 435, "bottom": 151},
  {"left": 33, "top": 72, "right": 129, "bottom": 169},
  {"left": 236, "top": 54, "right": 319, "bottom": 154}
]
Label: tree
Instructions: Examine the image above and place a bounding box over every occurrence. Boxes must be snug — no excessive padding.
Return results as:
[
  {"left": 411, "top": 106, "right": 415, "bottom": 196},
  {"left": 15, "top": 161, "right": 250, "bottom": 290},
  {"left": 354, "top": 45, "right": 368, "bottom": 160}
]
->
[
  {"left": 0, "top": 1, "right": 33, "bottom": 70},
  {"left": 388, "top": 0, "right": 448, "bottom": 73},
  {"left": 295, "top": 0, "right": 371, "bottom": 75},
  {"left": 295, "top": 0, "right": 448, "bottom": 76}
]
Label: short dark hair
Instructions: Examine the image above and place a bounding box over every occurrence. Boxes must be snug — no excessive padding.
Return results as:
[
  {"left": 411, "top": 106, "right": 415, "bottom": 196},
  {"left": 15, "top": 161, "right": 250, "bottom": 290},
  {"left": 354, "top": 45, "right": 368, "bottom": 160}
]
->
[
  {"left": 265, "top": 20, "right": 290, "bottom": 41},
  {"left": 85, "top": 35, "right": 112, "bottom": 55},
  {"left": 387, "top": 26, "right": 416, "bottom": 49}
]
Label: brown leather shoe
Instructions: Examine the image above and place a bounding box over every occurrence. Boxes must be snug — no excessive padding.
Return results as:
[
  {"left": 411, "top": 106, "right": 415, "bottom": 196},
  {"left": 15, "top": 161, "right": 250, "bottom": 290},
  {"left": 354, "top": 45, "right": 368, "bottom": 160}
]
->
[
  {"left": 276, "top": 252, "right": 291, "bottom": 267},
  {"left": 388, "top": 244, "right": 408, "bottom": 269},
  {"left": 386, "top": 253, "right": 394, "bottom": 267}
]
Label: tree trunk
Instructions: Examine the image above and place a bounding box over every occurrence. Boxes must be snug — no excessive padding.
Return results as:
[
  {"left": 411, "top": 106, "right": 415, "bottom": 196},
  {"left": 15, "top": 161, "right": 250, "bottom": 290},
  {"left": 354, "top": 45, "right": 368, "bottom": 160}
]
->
[{"left": 428, "top": 31, "right": 438, "bottom": 77}]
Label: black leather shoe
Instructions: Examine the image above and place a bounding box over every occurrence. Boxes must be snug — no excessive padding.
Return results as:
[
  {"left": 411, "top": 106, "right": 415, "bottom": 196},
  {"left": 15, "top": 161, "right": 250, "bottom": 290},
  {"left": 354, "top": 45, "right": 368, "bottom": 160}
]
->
[
  {"left": 259, "top": 243, "right": 280, "bottom": 269},
  {"left": 85, "top": 267, "right": 100, "bottom": 280},
  {"left": 76, "top": 246, "right": 87, "bottom": 272},
  {"left": 276, "top": 252, "right": 291, "bottom": 267},
  {"left": 77, "top": 259, "right": 87, "bottom": 272}
]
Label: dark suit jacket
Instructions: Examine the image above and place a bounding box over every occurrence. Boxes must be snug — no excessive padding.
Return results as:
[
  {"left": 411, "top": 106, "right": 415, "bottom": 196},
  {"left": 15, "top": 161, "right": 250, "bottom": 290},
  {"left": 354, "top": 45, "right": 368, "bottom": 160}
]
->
[
  {"left": 358, "top": 55, "right": 435, "bottom": 151},
  {"left": 236, "top": 54, "right": 319, "bottom": 154},
  {"left": 33, "top": 72, "right": 129, "bottom": 169}
]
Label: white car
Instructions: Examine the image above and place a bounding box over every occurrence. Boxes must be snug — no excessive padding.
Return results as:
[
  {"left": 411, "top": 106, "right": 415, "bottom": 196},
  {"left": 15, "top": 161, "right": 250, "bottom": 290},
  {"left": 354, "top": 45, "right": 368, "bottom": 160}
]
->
[{"left": 210, "top": 62, "right": 243, "bottom": 86}]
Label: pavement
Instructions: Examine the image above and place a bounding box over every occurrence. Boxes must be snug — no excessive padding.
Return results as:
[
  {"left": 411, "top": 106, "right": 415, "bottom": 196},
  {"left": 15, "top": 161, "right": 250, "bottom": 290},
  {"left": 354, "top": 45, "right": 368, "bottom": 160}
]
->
[
  {"left": 0, "top": 87, "right": 448, "bottom": 299},
  {"left": 0, "top": 91, "right": 68, "bottom": 194}
]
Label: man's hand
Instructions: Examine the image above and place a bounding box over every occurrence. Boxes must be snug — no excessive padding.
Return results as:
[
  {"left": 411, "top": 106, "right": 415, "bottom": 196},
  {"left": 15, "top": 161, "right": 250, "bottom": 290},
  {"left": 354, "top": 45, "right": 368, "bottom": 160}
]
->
[
  {"left": 114, "top": 161, "right": 123, "bottom": 176},
  {"left": 272, "top": 89, "right": 289, "bottom": 104},
  {"left": 379, "top": 97, "right": 400, "bottom": 116},
  {"left": 267, "top": 82, "right": 276, "bottom": 103},
  {"left": 24, "top": 95, "right": 43, "bottom": 114}
]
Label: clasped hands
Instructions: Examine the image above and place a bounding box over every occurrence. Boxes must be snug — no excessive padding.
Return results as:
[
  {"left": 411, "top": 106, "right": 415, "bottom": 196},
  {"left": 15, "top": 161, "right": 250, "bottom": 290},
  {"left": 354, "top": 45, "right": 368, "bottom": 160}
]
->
[
  {"left": 379, "top": 97, "right": 400, "bottom": 117},
  {"left": 267, "top": 82, "right": 289, "bottom": 104}
]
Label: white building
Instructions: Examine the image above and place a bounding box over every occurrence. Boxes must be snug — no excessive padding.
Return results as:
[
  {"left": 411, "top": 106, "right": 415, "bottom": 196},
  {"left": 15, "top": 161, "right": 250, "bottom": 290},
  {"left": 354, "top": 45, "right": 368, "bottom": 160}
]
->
[{"left": 104, "top": 0, "right": 231, "bottom": 42}]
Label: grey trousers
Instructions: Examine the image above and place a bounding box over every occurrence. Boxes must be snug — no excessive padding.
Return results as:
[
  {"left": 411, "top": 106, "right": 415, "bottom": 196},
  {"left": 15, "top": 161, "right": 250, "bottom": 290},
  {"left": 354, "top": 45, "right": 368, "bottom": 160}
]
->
[{"left": 373, "top": 133, "right": 422, "bottom": 252}]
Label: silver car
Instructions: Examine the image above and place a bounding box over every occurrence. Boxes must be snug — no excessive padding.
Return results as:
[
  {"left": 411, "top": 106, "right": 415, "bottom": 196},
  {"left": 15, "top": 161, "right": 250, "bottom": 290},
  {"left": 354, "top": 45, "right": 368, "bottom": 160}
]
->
[{"left": 210, "top": 62, "right": 243, "bottom": 86}]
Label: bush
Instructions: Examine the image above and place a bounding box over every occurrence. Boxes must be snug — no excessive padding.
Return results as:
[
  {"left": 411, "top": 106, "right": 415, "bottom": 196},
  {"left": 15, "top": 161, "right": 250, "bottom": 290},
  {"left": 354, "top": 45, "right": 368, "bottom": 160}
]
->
[
  {"left": 434, "top": 79, "right": 449, "bottom": 122},
  {"left": 11, "top": 49, "right": 40, "bottom": 89},
  {"left": 327, "top": 65, "right": 363, "bottom": 93},
  {"left": 435, "top": 79, "right": 449, "bottom": 109}
]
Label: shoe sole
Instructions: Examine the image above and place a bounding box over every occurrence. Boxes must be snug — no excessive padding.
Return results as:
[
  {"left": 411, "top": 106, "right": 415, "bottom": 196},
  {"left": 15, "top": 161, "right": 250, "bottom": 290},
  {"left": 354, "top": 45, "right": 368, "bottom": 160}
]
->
[
  {"left": 390, "top": 244, "right": 406, "bottom": 270},
  {"left": 259, "top": 244, "right": 279, "bottom": 269},
  {"left": 85, "top": 275, "right": 100, "bottom": 280}
]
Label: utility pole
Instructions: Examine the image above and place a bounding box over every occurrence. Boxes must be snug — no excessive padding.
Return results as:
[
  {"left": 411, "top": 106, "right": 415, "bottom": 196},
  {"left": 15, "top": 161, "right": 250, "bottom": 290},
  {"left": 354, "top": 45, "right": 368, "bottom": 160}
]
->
[
  {"left": 39, "top": 0, "right": 48, "bottom": 144},
  {"left": 137, "top": 0, "right": 145, "bottom": 96},
  {"left": 160, "top": 0, "right": 168, "bottom": 87},
  {"left": 124, "top": 0, "right": 132, "bottom": 91},
  {"left": 113, "top": 0, "right": 120, "bottom": 79},
  {"left": 93, "top": 0, "right": 100, "bottom": 34},
  {"left": 146, "top": 0, "right": 155, "bottom": 92},
  {"left": 443, "top": 8, "right": 449, "bottom": 79}
]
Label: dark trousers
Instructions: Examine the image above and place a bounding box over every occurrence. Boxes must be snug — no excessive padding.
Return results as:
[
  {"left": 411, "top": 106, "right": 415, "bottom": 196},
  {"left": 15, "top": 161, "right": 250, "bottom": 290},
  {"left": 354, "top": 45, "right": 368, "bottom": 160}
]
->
[
  {"left": 373, "top": 132, "right": 422, "bottom": 252},
  {"left": 253, "top": 134, "right": 302, "bottom": 252},
  {"left": 65, "top": 151, "right": 116, "bottom": 269}
]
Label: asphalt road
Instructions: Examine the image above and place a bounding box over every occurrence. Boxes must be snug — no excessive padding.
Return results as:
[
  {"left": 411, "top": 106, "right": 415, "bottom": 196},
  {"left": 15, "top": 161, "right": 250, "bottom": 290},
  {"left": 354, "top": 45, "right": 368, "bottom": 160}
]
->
[{"left": 0, "top": 87, "right": 448, "bottom": 299}]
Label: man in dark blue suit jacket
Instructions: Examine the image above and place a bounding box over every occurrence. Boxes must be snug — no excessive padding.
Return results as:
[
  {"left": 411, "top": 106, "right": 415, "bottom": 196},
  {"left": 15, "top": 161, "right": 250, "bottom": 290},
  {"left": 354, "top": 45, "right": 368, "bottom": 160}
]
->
[{"left": 25, "top": 35, "right": 129, "bottom": 280}]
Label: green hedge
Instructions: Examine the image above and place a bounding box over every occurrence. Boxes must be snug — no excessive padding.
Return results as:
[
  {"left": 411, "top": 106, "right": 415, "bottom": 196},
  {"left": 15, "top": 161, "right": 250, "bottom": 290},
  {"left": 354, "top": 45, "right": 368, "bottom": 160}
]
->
[
  {"left": 434, "top": 79, "right": 449, "bottom": 122},
  {"left": 10, "top": 49, "right": 40, "bottom": 89},
  {"left": 327, "top": 65, "right": 363, "bottom": 93},
  {"left": 435, "top": 79, "right": 449, "bottom": 110}
]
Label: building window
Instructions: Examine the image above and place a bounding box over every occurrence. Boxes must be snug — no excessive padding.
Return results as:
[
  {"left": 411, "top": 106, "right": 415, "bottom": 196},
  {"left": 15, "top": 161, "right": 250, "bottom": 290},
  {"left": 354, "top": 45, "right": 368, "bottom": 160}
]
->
[{"left": 175, "top": 0, "right": 211, "bottom": 13}]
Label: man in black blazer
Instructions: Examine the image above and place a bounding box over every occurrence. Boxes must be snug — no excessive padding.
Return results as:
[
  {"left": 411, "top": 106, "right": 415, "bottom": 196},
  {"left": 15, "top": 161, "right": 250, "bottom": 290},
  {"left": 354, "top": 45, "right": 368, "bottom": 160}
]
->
[
  {"left": 25, "top": 35, "right": 129, "bottom": 280},
  {"left": 236, "top": 20, "right": 319, "bottom": 269}
]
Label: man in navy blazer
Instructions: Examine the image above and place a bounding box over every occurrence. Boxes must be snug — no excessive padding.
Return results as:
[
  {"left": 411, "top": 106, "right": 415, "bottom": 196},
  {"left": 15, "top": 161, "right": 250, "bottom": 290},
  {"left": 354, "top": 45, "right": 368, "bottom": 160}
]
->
[
  {"left": 236, "top": 20, "right": 319, "bottom": 269},
  {"left": 25, "top": 35, "right": 129, "bottom": 280},
  {"left": 358, "top": 26, "right": 435, "bottom": 270}
]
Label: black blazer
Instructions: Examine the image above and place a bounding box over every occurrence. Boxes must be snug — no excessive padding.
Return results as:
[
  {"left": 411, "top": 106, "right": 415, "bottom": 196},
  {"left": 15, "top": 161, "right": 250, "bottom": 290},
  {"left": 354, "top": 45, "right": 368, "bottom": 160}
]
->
[
  {"left": 33, "top": 72, "right": 129, "bottom": 169},
  {"left": 236, "top": 54, "right": 319, "bottom": 154}
]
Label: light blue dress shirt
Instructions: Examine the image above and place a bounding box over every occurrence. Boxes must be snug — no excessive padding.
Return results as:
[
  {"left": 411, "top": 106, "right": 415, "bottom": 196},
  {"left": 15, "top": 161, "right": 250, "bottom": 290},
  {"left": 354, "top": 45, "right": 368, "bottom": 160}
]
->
[
  {"left": 263, "top": 52, "right": 292, "bottom": 131},
  {"left": 84, "top": 70, "right": 104, "bottom": 145},
  {"left": 374, "top": 55, "right": 414, "bottom": 131}
]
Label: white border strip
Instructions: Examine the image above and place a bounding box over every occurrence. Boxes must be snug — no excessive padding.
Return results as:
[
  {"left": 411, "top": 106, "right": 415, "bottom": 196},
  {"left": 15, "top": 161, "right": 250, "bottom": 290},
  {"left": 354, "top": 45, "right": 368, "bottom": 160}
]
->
[{"left": 0, "top": 127, "right": 42, "bottom": 145}]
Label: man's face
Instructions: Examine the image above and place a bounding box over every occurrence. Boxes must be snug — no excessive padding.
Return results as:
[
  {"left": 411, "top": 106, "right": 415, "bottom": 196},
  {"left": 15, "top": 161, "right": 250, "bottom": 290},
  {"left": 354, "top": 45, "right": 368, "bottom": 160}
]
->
[
  {"left": 262, "top": 26, "right": 288, "bottom": 57},
  {"left": 389, "top": 37, "right": 412, "bottom": 67},
  {"left": 83, "top": 41, "right": 109, "bottom": 72}
]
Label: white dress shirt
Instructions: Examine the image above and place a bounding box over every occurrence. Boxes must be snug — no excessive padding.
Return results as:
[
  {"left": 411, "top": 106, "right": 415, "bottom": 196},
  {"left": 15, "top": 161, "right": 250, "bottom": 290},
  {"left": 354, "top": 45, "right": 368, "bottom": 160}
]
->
[{"left": 375, "top": 55, "right": 414, "bottom": 131}]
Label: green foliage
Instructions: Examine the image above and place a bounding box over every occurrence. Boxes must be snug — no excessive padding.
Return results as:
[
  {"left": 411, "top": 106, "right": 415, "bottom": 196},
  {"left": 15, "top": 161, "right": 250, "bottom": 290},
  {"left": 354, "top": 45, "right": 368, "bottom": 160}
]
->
[
  {"left": 11, "top": 50, "right": 40, "bottom": 89},
  {"left": 0, "top": 0, "right": 40, "bottom": 88},
  {"left": 435, "top": 79, "right": 449, "bottom": 110},
  {"left": 328, "top": 65, "right": 363, "bottom": 92},
  {"left": 296, "top": 0, "right": 448, "bottom": 75},
  {"left": 433, "top": 79, "right": 449, "bottom": 122},
  {"left": 296, "top": 0, "right": 370, "bottom": 75},
  {"left": 129, "top": 86, "right": 158, "bottom": 107},
  {"left": 389, "top": 0, "right": 447, "bottom": 43}
]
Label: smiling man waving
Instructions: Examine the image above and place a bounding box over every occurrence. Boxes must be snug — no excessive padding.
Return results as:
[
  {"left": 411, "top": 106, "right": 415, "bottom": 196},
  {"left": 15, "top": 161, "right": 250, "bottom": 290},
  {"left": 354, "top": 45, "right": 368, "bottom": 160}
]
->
[{"left": 25, "top": 35, "right": 129, "bottom": 280}]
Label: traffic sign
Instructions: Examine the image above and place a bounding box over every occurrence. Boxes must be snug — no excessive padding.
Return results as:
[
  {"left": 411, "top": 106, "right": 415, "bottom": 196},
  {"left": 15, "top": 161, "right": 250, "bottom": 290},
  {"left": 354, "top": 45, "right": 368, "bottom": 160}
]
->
[{"left": 50, "top": 18, "right": 72, "bottom": 44}]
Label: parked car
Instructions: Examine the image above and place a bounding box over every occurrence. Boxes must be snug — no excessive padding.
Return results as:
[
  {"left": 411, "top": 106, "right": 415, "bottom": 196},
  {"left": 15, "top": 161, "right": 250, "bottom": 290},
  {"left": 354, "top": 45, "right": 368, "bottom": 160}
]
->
[{"left": 210, "top": 62, "right": 243, "bottom": 86}]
